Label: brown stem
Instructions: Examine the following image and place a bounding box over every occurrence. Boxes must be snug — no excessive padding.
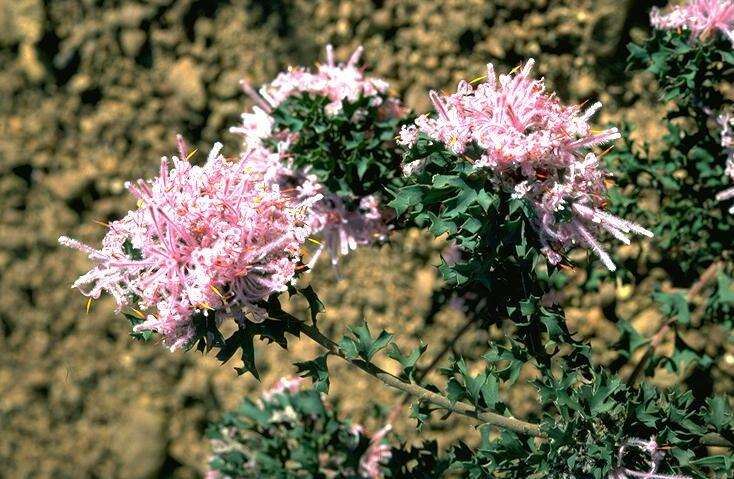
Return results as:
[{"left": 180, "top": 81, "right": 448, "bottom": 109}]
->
[
  {"left": 626, "top": 261, "right": 722, "bottom": 386},
  {"left": 414, "top": 315, "right": 476, "bottom": 384}
]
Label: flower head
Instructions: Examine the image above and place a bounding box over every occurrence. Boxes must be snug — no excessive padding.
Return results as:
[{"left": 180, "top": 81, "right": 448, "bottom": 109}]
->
[
  {"left": 400, "top": 60, "right": 652, "bottom": 270},
  {"left": 60, "top": 138, "right": 318, "bottom": 350},
  {"left": 233, "top": 45, "right": 388, "bottom": 121},
  {"left": 651, "top": 0, "right": 734, "bottom": 45}
]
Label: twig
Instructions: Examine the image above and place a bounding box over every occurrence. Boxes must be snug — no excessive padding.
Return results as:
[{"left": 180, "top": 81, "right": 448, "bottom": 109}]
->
[
  {"left": 296, "top": 321, "right": 542, "bottom": 437},
  {"left": 413, "top": 315, "right": 477, "bottom": 384},
  {"left": 392, "top": 314, "right": 477, "bottom": 412},
  {"left": 626, "top": 261, "right": 722, "bottom": 386}
]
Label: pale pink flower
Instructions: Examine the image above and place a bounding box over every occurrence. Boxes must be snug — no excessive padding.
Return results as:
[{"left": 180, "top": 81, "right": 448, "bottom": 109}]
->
[
  {"left": 233, "top": 45, "right": 389, "bottom": 119},
  {"left": 398, "top": 124, "right": 419, "bottom": 149},
  {"left": 305, "top": 194, "right": 391, "bottom": 268},
  {"left": 651, "top": 0, "right": 734, "bottom": 45},
  {"left": 399, "top": 60, "right": 653, "bottom": 270},
  {"left": 60, "top": 138, "right": 319, "bottom": 350},
  {"left": 359, "top": 424, "right": 392, "bottom": 479},
  {"left": 261, "top": 375, "right": 306, "bottom": 401},
  {"left": 229, "top": 106, "right": 274, "bottom": 149}
]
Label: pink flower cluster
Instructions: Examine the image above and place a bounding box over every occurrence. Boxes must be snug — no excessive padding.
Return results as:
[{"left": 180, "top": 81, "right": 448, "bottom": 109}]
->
[
  {"left": 399, "top": 59, "right": 653, "bottom": 270},
  {"left": 255, "top": 44, "right": 388, "bottom": 116},
  {"left": 358, "top": 424, "right": 393, "bottom": 479},
  {"left": 60, "top": 138, "right": 318, "bottom": 350},
  {"left": 261, "top": 375, "right": 305, "bottom": 401},
  {"left": 650, "top": 0, "right": 734, "bottom": 45},
  {"left": 231, "top": 45, "right": 399, "bottom": 267},
  {"left": 715, "top": 111, "right": 734, "bottom": 211}
]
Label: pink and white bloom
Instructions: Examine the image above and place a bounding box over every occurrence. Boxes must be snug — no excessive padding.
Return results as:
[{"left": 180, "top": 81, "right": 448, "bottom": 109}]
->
[
  {"left": 261, "top": 375, "right": 306, "bottom": 401},
  {"left": 399, "top": 60, "right": 653, "bottom": 270},
  {"left": 650, "top": 0, "right": 734, "bottom": 45},
  {"left": 359, "top": 424, "right": 392, "bottom": 479},
  {"left": 60, "top": 137, "right": 319, "bottom": 350},
  {"left": 230, "top": 45, "right": 389, "bottom": 125},
  {"left": 306, "top": 194, "right": 391, "bottom": 268}
]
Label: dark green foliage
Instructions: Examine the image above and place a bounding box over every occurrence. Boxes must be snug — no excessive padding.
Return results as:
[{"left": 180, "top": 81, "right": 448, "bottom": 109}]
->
[
  {"left": 627, "top": 30, "right": 732, "bottom": 109},
  {"left": 294, "top": 353, "right": 330, "bottom": 393},
  {"left": 390, "top": 134, "right": 589, "bottom": 369},
  {"left": 648, "top": 269, "right": 734, "bottom": 380},
  {"left": 387, "top": 341, "right": 427, "bottom": 382},
  {"left": 206, "top": 382, "right": 447, "bottom": 478},
  {"left": 451, "top": 365, "right": 734, "bottom": 478},
  {"left": 269, "top": 93, "right": 409, "bottom": 204},
  {"left": 606, "top": 30, "right": 734, "bottom": 279},
  {"left": 206, "top": 386, "right": 373, "bottom": 478},
  {"left": 340, "top": 322, "right": 394, "bottom": 362}
]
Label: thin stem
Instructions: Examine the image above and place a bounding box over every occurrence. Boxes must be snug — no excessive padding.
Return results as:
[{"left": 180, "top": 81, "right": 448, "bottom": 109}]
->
[
  {"left": 395, "top": 313, "right": 477, "bottom": 409},
  {"left": 414, "top": 314, "right": 477, "bottom": 383},
  {"left": 295, "top": 321, "right": 542, "bottom": 437},
  {"left": 626, "top": 261, "right": 721, "bottom": 386}
]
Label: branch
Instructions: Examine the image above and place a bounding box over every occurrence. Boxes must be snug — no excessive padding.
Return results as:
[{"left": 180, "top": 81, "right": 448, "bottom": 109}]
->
[
  {"left": 295, "top": 321, "right": 542, "bottom": 437},
  {"left": 293, "top": 320, "right": 733, "bottom": 449},
  {"left": 626, "top": 261, "right": 721, "bottom": 386}
]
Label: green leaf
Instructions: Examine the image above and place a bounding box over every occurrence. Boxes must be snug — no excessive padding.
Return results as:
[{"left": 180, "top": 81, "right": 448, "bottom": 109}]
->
[
  {"left": 387, "top": 341, "right": 427, "bottom": 381},
  {"left": 707, "top": 396, "right": 733, "bottom": 430},
  {"left": 294, "top": 353, "right": 330, "bottom": 393},
  {"left": 340, "top": 322, "right": 394, "bottom": 362},
  {"left": 299, "top": 285, "right": 325, "bottom": 324},
  {"left": 389, "top": 185, "right": 424, "bottom": 216}
]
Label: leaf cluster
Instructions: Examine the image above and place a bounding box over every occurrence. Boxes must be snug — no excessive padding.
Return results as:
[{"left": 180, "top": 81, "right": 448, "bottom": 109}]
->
[
  {"left": 269, "top": 93, "right": 409, "bottom": 204},
  {"left": 605, "top": 31, "right": 734, "bottom": 278}
]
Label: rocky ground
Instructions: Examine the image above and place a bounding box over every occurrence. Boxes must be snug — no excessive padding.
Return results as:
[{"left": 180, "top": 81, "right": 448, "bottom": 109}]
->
[{"left": 0, "top": 1, "right": 704, "bottom": 477}]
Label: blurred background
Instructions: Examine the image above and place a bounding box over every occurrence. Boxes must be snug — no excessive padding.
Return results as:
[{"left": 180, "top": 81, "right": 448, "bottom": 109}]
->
[{"left": 0, "top": 1, "right": 684, "bottom": 477}]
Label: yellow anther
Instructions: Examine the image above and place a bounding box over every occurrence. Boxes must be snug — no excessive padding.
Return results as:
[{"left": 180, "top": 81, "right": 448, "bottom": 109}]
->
[
  {"left": 185, "top": 148, "right": 198, "bottom": 161},
  {"left": 307, "top": 237, "right": 323, "bottom": 245},
  {"left": 210, "top": 285, "right": 225, "bottom": 299},
  {"left": 470, "top": 75, "right": 487, "bottom": 84},
  {"left": 131, "top": 308, "right": 146, "bottom": 319},
  {"left": 93, "top": 219, "right": 110, "bottom": 227},
  {"left": 86, "top": 298, "right": 93, "bottom": 314}
]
